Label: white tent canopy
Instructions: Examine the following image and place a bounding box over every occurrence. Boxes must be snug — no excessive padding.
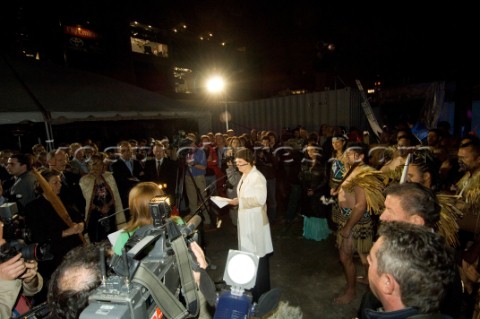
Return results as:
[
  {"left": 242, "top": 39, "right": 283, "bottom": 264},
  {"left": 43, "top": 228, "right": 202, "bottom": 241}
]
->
[{"left": 0, "top": 55, "right": 211, "bottom": 129}]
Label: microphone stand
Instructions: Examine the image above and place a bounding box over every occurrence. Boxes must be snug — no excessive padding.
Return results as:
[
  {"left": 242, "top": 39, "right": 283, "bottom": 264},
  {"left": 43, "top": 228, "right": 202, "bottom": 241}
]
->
[{"left": 98, "top": 208, "right": 130, "bottom": 225}]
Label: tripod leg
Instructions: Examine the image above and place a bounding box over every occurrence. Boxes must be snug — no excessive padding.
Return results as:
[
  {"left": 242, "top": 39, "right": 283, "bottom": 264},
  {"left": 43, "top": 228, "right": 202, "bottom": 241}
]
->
[
  {"left": 185, "top": 173, "right": 212, "bottom": 224},
  {"left": 175, "top": 164, "right": 189, "bottom": 216}
]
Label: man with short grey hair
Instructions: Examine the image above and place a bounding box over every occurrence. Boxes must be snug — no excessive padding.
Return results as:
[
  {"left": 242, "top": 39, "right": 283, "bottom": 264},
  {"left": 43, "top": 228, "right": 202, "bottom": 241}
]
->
[{"left": 363, "top": 221, "right": 455, "bottom": 318}]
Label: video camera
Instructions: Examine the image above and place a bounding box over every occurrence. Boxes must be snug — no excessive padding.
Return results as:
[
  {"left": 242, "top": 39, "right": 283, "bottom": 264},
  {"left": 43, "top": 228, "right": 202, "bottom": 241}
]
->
[
  {"left": 0, "top": 239, "right": 52, "bottom": 263},
  {"left": 0, "top": 201, "right": 30, "bottom": 242},
  {"left": 80, "top": 195, "right": 203, "bottom": 319},
  {"left": 0, "top": 202, "right": 52, "bottom": 263},
  {"left": 171, "top": 130, "right": 187, "bottom": 149},
  {"left": 176, "top": 139, "right": 195, "bottom": 161}
]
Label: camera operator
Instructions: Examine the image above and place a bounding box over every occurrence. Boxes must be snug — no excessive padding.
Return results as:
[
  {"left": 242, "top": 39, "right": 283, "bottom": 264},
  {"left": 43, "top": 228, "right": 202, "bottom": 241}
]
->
[
  {"left": 47, "top": 240, "right": 210, "bottom": 319},
  {"left": 183, "top": 136, "right": 212, "bottom": 228},
  {"left": 113, "top": 182, "right": 213, "bottom": 318},
  {"left": 0, "top": 221, "right": 43, "bottom": 318},
  {"left": 112, "top": 182, "right": 165, "bottom": 254}
]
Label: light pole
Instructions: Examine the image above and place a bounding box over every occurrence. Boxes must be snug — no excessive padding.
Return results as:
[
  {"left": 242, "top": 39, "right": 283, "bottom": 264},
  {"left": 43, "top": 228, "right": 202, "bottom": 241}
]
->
[{"left": 206, "top": 75, "right": 229, "bottom": 131}]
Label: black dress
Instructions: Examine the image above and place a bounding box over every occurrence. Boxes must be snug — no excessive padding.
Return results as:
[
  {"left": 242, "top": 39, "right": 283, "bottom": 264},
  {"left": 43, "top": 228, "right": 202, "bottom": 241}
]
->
[
  {"left": 87, "top": 180, "right": 116, "bottom": 243},
  {"left": 298, "top": 157, "right": 331, "bottom": 241},
  {"left": 298, "top": 158, "right": 329, "bottom": 218}
]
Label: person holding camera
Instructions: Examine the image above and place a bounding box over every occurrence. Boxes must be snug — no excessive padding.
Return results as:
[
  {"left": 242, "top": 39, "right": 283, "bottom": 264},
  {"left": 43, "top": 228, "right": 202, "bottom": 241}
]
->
[
  {"left": 0, "top": 221, "right": 43, "bottom": 318},
  {"left": 113, "top": 182, "right": 214, "bottom": 318},
  {"left": 183, "top": 137, "right": 212, "bottom": 228},
  {"left": 113, "top": 182, "right": 164, "bottom": 254}
]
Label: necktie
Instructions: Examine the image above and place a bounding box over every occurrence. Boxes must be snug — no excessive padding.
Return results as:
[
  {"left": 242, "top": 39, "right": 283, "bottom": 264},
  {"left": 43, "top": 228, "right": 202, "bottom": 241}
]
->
[
  {"left": 126, "top": 160, "right": 133, "bottom": 174},
  {"left": 156, "top": 160, "right": 160, "bottom": 177},
  {"left": 61, "top": 173, "right": 67, "bottom": 186}
]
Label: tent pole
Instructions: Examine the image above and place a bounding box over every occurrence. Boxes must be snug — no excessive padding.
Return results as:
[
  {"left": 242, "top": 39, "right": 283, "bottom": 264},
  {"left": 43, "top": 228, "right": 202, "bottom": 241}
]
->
[{"left": 3, "top": 54, "right": 55, "bottom": 151}]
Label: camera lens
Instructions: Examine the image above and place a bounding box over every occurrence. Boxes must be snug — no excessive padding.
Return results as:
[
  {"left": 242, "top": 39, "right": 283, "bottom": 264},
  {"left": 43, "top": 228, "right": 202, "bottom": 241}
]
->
[
  {"left": 19, "top": 243, "right": 38, "bottom": 261},
  {"left": 20, "top": 243, "right": 53, "bottom": 261}
]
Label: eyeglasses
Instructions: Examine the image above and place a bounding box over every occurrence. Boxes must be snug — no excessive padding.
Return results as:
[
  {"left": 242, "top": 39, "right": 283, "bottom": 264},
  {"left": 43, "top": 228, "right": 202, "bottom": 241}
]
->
[
  {"left": 236, "top": 163, "right": 249, "bottom": 167},
  {"left": 6, "top": 162, "right": 19, "bottom": 166}
]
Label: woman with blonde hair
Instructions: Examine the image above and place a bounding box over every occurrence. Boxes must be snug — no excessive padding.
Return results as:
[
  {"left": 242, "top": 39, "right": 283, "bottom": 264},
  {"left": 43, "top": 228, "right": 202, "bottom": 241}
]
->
[
  {"left": 112, "top": 182, "right": 214, "bottom": 319},
  {"left": 113, "top": 182, "right": 164, "bottom": 255}
]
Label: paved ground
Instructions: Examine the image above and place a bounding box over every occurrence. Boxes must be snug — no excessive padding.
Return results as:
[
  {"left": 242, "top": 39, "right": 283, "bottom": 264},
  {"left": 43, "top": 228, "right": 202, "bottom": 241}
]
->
[{"left": 203, "top": 214, "right": 368, "bottom": 319}]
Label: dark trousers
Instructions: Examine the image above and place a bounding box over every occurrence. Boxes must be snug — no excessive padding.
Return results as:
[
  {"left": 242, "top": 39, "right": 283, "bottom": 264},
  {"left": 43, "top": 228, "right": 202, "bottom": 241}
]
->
[
  {"left": 250, "top": 253, "right": 271, "bottom": 302},
  {"left": 286, "top": 184, "right": 302, "bottom": 220}
]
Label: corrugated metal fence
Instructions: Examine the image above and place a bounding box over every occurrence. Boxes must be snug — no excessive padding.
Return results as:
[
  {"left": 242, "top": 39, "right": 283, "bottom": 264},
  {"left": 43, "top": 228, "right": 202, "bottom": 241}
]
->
[{"left": 211, "top": 87, "right": 367, "bottom": 136}]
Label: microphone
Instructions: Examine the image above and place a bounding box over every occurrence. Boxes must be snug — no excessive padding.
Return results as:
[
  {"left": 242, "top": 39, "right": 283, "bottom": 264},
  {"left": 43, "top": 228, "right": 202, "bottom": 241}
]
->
[
  {"left": 204, "top": 175, "right": 227, "bottom": 192},
  {"left": 97, "top": 208, "right": 130, "bottom": 224},
  {"left": 181, "top": 215, "right": 202, "bottom": 237}
]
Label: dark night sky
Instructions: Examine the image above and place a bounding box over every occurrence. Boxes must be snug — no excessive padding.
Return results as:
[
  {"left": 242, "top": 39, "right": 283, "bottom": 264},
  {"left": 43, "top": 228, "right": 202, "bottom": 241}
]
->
[
  {"left": 0, "top": 1, "right": 478, "bottom": 148},
  {"left": 1, "top": 1, "right": 478, "bottom": 92},
  {"left": 129, "top": 1, "right": 477, "bottom": 88}
]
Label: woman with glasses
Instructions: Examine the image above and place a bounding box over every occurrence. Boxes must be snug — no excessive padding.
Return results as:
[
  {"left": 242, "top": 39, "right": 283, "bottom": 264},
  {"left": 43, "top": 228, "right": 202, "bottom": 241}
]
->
[{"left": 228, "top": 148, "right": 273, "bottom": 302}]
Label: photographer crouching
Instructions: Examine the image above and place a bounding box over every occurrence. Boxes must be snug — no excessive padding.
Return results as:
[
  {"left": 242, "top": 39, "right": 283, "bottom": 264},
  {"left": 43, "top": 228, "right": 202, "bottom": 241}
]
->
[{"left": 0, "top": 220, "right": 43, "bottom": 318}]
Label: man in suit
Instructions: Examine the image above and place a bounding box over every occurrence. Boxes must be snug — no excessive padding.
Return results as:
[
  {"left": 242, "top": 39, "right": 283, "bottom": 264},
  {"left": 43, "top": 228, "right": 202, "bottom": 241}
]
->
[
  {"left": 47, "top": 148, "right": 86, "bottom": 220},
  {"left": 111, "top": 141, "right": 144, "bottom": 220},
  {"left": 4, "top": 153, "right": 37, "bottom": 212},
  {"left": 143, "top": 141, "right": 177, "bottom": 201}
]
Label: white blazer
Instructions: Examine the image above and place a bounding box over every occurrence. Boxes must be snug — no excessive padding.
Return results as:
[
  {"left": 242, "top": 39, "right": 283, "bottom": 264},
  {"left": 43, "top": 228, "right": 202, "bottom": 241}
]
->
[
  {"left": 237, "top": 166, "right": 273, "bottom": 257},
  {"left": 79, "top": 172, "right": 126, "bottom": 227}
]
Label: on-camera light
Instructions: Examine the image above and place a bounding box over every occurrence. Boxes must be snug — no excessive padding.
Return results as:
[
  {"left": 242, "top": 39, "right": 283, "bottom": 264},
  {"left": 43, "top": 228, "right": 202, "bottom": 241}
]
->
[{"left": 149, "top": 195, "right": 172, "bottom": 227}]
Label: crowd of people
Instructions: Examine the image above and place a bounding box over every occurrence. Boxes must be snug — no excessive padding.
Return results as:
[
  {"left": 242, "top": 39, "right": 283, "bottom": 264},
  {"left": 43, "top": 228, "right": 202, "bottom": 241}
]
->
[{"left": 0, "top": 121, "right": 480, "bottom": 318}]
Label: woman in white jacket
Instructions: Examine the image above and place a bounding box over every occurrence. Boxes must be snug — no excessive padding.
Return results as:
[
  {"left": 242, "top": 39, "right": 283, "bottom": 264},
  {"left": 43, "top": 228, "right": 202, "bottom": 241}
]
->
[{"left": 228, "top": 148, "right": 273, "bottom": 302}]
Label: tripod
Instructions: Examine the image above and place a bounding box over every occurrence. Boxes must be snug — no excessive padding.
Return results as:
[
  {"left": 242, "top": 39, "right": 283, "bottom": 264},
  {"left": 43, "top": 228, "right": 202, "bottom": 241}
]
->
[{"left": 175, "top": 156, "right": 215, "bottom": 249}]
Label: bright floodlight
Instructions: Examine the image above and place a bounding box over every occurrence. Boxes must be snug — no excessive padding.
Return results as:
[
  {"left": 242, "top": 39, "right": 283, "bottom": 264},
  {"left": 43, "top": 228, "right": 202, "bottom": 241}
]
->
[
  {"left": 206, "top": 76, "right": 225, "bottom": 93},
  {"left": 223, "top": 249, "right": 259, "bottom": 293}
]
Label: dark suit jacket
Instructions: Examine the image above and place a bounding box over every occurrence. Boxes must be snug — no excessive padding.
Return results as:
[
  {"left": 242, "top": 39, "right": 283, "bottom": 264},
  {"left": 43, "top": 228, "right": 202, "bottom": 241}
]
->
[
  {"left": 143, "top": 157, "right": 178, "bottom": 197},
  {"left": 111, "top": 158, "right": 143, "bottom": 209},
  {"left": 61, "top": 170, "right": 86, "bottom": 220},
  {"left": 0, "top": 165, "right": 9, "bottom": 183}
]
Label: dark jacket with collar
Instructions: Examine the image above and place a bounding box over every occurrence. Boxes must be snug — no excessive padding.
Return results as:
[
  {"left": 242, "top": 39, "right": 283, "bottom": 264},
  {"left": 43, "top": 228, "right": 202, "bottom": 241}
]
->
[
  {"left": 111, "top": 158, "right": 143, "bottom": 209},
  {"left": 60, "top": 170, "right": 86, "bottom": 220},
  {"left": 362, "top": 307, "right": 452, "bottom": 319},
  {"left": 142, "top": 157, "right": 178, "bottom": 199}
]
